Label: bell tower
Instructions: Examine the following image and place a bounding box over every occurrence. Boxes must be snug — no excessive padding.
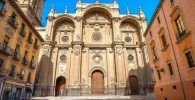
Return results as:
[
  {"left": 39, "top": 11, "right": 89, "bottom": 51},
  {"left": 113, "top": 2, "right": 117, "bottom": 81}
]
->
[{"left": 17, "top": 0, "right": 45, "bottom": 26}]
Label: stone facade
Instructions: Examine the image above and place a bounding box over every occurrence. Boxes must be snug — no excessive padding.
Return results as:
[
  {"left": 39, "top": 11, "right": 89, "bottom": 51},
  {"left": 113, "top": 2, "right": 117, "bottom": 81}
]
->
[
  {"left": 34, "top": 1, "right": 154, "bottom": 96},
  {"left": 0, "top": 0, "right": 44, "bottom": 99},
  {"left": 144, "top": 0, "right": 195, "bottom": 100}
]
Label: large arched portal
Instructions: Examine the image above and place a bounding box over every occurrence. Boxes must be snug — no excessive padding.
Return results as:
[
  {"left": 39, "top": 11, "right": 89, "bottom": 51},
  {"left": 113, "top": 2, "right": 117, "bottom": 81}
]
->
[
  {"left": 55, "top": 76, "right": 66, "bottom": 96},
  {"left": 91, "top": 70, "right": 104, "bottom": 94},
  {"left": 129, "top": 75, "right": 139, "bottom": 95}
]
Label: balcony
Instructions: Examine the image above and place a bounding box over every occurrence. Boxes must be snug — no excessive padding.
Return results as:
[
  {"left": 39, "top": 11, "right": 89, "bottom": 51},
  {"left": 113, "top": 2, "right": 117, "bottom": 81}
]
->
[
  {"left": 29, "top": 61, "right": 36, "bottom": 69},
  {"left": 22, "top": 57, "right": 29, "bottom": 65},
  {"left": 18, "top": 74, "right": 24, "bottom": 80},
  {"left": 7, "top": 17, "right": 18, "bottom": 29},
  {"left": 0, "top": 43, "right": 14, "bottom": 56},
  {"left": 13, "top": 51, "right": 21, "bottom": 61},
  {"left": 176, "top": 31, "right": 191, "bottom": 43},
  {"left": 28, "top": 37, "right": 33, "bottom": 44},
  {"left": 0, "top": 67, "right": 15, "bottom": 77},
  {"left": 19, "top": 28, "right": 26, "bottom": 37}
]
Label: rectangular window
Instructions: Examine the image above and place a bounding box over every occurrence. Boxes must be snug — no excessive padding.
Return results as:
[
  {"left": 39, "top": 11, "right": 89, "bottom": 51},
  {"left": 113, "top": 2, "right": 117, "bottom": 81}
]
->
[
  {"left": 27, "top": 32, "right": 33, "bottom": 43},
  {"left": 9, "top": 66, "right": 15, "bottom": 77},
  {"left": 152, "top": 46, "right": 158, "bottom": 60},
  {"left": 185, "top": 51, "right": 195, "bottom": 68},
  {"left": 157, "top": 69, "right": 161, "bottom": 80},
  {"left": 34, "top": 38, "right": 38, "bottom": 47},
  {"left": 27, "top": 72, "right": 31, "bottom": 82},
  {"left": 157, "top": 17, "right": 161, "bottom": 24},
  {"left": 193, "top": 82, "right": 195, "bottom": 86},
  {"left": 24, "top": 51, "right": 28, "bottom": 59},
  {"left": 19, "top": 69, "right": 24, "bottom": 80},
  {"left": 15, "top": 44, "right": 20, "bottom": 53},
  {"left": 161, "top": 34, "right": 167, "bottom": 48},
  {"left": 31, "top": 56, "right": 34, "bottom": 62},
  {"left": 3, "top": 36, "right": 9, "bottom": 49},
  {"left": 10, "top": 12, "right": 17, "bottom": 22},
  {"left": 175, "top": 15, "right": 186, "bottom": 37},
  {"left": 0, "top": 58, "right": 4, "bottom": 68},
  {"left": 168, "top": 63, "right": 174, "bottom": 75},
  {"left": 0, "top": 0, "right": 5, "bottom": 11},
  {"left": 21, "top": 23, "right": 25, "bottom": 31}
]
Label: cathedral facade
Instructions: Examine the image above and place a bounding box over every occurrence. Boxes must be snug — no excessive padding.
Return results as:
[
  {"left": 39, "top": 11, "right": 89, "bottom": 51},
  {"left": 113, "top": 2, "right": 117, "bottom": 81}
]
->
[{"left": 34, "top": 0, "right": 154, "bottom": 96}]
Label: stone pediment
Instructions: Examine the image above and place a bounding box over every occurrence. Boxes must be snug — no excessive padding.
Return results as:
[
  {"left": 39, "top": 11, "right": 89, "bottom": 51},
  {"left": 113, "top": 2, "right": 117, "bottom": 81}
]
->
[
  {"left": 58, "top": 23, "right": 74, "bottom": 31},
  {"left": 85, "top": 14, "right": 110, "bottom": 23},
  {"left": 120, "top": 24, "right": 137, "bottom": 32}
]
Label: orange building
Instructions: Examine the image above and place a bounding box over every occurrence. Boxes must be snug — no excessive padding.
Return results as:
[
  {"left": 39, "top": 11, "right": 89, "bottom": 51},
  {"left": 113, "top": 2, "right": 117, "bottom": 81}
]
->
[
  {"left": 0, "top": 0, "right": 44, "bottom": 99},
  {"left": 144, "top": 0, "right": 195, "bottom": 100}
]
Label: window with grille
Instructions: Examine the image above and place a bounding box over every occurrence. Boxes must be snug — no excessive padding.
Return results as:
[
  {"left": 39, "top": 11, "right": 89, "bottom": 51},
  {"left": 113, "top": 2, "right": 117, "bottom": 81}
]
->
[
  {"left": 161, "top": 34, "right": 168, "bottom": 48},
  {"left": 175, "top": 15, "right": 186, "bottom": 38},
  {"left": 168, "top": 63, "right": 174, "bottom": 75},
  {"left": 157, "top": 69, "right": 161, "bottom": 80},
  {"left": 185, "top": 51, "right": 195, "bottom": 68}
]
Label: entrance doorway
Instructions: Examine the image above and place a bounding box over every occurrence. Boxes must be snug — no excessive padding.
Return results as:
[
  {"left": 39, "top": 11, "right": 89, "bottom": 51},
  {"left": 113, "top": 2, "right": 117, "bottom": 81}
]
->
[
  {"left": 129, "top": 75, "right": 139, "bottom": 95},
  {"left": 91, "top": 70, "right": 104, "bottom": 94},
  {"left": 55, "top": 76, "right": 66, "bottom": 96}
]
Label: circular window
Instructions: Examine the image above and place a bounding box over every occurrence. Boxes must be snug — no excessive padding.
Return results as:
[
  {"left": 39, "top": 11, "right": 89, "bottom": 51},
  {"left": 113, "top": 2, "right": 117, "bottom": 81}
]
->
[
  {"left": 92, "top": 32, "right": 102, "bottom": 42},
  {"left": 128, "top": 55, "right": 134, "bottom": 61},
  {"left": 125, "top": 36, "right": 132, "bottom": 42},
  {"left": 61, "top": 36, "right": 69, "bottom": 42},
  {"left": 60, "top": 55, "right": 66, "bottom": 61},
  {"left": 92, "top": 54, "right": 103, "bottom": 63}
]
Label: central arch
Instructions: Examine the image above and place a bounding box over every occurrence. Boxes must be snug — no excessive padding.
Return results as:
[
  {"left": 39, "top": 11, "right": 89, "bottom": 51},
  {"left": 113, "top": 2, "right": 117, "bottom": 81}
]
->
[
  {"left": 91, "top": 70, "right": 104, "bottom": 94},
  {"left": 55, "top": 76, "right": 66, "bottom": 96},
  {"left": 129, "top": 75, "right": 139, "bottom": 95}
]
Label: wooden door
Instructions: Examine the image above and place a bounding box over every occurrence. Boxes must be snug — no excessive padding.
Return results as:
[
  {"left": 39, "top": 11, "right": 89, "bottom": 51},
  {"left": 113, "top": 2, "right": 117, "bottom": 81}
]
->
[
  {"left": 129, "top": 76, "right": 139, "bottom": 95},
  {"left": 91, "top": 70, "right": 104, "bottom": 94}
]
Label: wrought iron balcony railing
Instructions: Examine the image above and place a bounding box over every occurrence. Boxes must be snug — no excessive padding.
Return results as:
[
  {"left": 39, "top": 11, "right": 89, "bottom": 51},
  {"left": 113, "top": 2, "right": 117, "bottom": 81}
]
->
[
  {"left": 0, "top": 43, "right": 14, "bottom": 56},
  {"left": 19, "top": 28, "right": 26, "bottom": 37},
  {"left": 22, "top": 57, "right": 29, "bottom": 65},
  {"left": 7, "top": 16, "right": 18, "bottom": 29},
  {"left": 28, "top": 37, "right": 33, "bottom": 44},
  {"left": 29, "top": 61, "right": 36, "bottom": 69},
  {"left": 13, "top": 51, "right": 21, "bottom": 61}
]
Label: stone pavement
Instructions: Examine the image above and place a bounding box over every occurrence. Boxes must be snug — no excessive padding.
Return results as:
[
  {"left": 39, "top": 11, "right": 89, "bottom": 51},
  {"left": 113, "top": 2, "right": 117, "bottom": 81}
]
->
[{"left": 32, "top": 95, "right": 155, "bottom": 100}]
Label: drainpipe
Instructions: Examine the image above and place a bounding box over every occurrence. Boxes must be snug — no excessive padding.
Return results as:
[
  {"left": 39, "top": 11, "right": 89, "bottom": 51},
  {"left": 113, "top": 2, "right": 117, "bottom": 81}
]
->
[{"left": 161, "top": 4, "right": 187, "bottom": 100}]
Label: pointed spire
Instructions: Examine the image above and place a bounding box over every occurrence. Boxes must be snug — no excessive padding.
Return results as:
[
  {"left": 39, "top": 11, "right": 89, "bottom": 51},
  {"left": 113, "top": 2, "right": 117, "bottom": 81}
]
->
[
  {"left": 96, "top": 0, "right": 99, "bottom": 3},
  {"left": 50, "top": 4, "right": 55, "bottom": 13},
  {"left": 65, "top": 5, "right": 68, "bottom": 14},
  {"left": 113, "top": 0, "right": 117, "bottom": 4},
  {"left": 138, "top": 7, "right": 145, "bottom": 18},
  {"left": 49, "top": 4, "right": 55, "bottom": 16},
  {"left": 126, "top": 7, "right": 130, "bottom": 15},
  {"left": 113, "top": 0, "right": 119, "bottom": 8},
  {"left": 78, "top": 0, "right": 81, "bottom": 3}
]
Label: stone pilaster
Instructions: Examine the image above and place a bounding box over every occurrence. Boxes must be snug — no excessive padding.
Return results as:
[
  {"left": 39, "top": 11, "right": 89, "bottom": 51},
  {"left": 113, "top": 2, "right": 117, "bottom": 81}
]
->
[{"left": 68, "top": 41, "right": 83, "bottom": 96}]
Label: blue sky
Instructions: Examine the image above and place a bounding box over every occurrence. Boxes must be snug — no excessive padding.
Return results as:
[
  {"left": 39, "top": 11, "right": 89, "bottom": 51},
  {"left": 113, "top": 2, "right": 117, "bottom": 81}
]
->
[{"left": 41, "top": 0, "right": 159, "bottom": 26}]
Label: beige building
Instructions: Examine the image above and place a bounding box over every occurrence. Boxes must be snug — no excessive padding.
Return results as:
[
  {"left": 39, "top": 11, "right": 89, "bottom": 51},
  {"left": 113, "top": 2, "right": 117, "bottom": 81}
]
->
[
  {"left": 144, "top": 0, "right": 195, "bottom": 100},
  {"left": 0, "top": 0, "right": 44, "bottom": 99},
  {"left": 34, "top": 0, "right": 154, "bottom": 96}
]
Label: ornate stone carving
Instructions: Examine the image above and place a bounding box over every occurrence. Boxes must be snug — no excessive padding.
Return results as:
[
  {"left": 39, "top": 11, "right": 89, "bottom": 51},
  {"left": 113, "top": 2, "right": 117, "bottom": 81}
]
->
[
  {"left": 92, "top": 32, "right": 102, "bottom": 42},
  {"left": 61, "top": 36, "right": 69, "bottom": 42},
  {"left": 60, "top": 55, "right": 67, "bottom": 62},
  {"left": 128, "top": 54, "right": 134, "bottom": 61},
  {"left": 125, "top": 36, "right": 132, "bottom": 42},
  {"left": 74, "top": 46, "right": 80, "bottom": 56},
  {"left": 93, "top": 54, "right": 103, "bottom": 63},
  {"left": 116, "top": 46, "right": 123, "bottom": 55}
]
